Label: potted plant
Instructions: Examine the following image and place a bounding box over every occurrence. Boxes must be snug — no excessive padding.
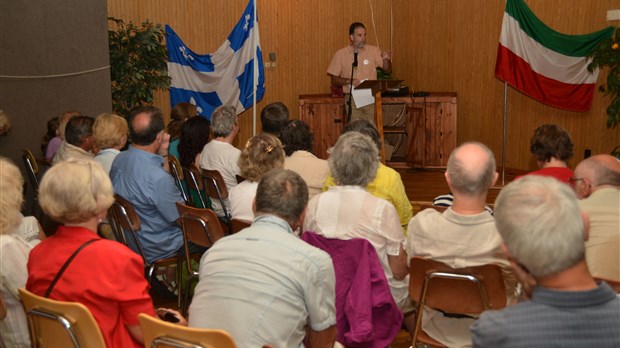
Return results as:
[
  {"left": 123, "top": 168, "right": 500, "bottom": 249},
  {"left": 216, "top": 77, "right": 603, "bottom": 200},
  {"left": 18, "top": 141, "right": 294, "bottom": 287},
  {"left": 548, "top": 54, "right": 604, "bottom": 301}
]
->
[
  {"left": 108, "top": 17, "right": 171, "bottom": 118},
  {"left": 587, "top": 27, "right": 620, "bottom": 128}
]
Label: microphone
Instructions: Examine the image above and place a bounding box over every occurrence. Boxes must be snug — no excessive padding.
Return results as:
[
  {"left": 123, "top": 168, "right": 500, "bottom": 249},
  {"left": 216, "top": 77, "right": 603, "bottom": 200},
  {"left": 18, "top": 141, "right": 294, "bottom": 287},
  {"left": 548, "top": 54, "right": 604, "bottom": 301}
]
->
[{"left": 353, "top": 48, "right": 358, "bottom": 68}]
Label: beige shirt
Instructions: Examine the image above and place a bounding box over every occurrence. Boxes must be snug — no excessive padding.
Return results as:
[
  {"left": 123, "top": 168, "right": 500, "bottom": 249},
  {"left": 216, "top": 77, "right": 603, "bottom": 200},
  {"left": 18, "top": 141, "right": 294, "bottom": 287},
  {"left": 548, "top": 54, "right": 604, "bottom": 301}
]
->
[
  {"left": 52, "top": 141, "right": 94, "bottom": 165},
  {"left": 327, "top": 44, "right": 383, "bottom": 93},
  {"left": 405, "top": 208, "right": 516, "bottom": 348},
  {"left": 580, "top": 187, "right": 620, "bottom": 281},
  {"left": 284, "top": 151, "right": 329, "bottom": 200}
]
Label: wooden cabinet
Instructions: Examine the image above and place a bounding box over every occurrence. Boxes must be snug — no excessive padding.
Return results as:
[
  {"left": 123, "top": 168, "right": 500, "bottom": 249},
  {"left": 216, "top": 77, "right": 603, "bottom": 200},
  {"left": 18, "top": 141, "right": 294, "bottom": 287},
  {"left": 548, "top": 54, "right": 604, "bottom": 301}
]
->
[
  {"left": 299, "top": 93, "right": 457, "bottom": 168},
  {"left": 298, "top": 94, "right": 346, "bottom": 159}
]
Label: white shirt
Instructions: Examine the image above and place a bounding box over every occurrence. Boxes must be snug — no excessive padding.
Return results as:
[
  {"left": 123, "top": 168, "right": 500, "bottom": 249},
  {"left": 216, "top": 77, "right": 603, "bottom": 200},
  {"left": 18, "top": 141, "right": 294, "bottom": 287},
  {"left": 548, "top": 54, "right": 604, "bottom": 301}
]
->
[
  {"left": 304, "top": 185, "right": 409, "bottom": 308},
  {"left": 1, "top": 216, "right": 40, "bottom": 348},
  {"left": 229, "top": 181, "right": 258, "bottom": 222},
  {"left": 199, "top": 140, "right": 241, "bottom": 216}
]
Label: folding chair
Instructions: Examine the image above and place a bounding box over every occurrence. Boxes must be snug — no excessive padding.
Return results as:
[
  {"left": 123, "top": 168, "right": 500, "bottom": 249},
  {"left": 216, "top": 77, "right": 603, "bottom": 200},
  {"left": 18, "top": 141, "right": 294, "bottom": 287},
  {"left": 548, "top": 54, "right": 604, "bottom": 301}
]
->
[
  {"left": 22, "top": 148, "right": 44, "bottom": 219},
  {"left": 139, "top": 313, "right": 237, "bottom": 348},
  {"left": 107, "top": 194, "right": 181, "bottom": 306},
  {"left": 168, "top": 155, "right": 189, "bottom": 204},
  {"left": 201, "top": 168, "right": 233, "bottom": 233},
  {"left": 183, "top": 164, "right": 208, "bottom": 209},
  {"left": 408, "top": 257, "right": 507, "bottom": 347},
  {"left": 18, "top": 288, "right": 106, "bottom": 348},
  {"left": 175, "top": 202, "right": 226, "bottom": 315}
]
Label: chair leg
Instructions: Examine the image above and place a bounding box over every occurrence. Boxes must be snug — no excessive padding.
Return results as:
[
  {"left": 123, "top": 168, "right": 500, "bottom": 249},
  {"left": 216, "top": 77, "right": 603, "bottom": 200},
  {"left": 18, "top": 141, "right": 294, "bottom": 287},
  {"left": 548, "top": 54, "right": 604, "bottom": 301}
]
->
[{"left": 182, "top": 273, "right": 198, "bottom": 317}]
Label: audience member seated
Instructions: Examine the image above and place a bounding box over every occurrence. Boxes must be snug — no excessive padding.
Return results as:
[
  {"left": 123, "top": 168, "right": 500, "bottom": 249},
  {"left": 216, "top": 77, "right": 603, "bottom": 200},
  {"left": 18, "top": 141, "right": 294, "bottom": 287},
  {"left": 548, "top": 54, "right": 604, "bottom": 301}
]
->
[
  {"left": 0, "top": 157, "right": 44, "bottom": 348},
  {"left": 471, "top": 176, "right": 620, "bottom": 347},
  {"left": 110, "top": 106, "right": 185, "bottom": 263},
  {"left": 26, "top": 160, "right": 185, "bottom": 347},
  {"left": 93, "top": 113, "right": 128, "bottom": 174},
  {"left": 199, "top": 105, "right": 241, "bottom": 216},
  {"left": 167, "top": 102, "right": 198, "bottom": 159},
  {"left": 189, "top": 169, "right": 337, "bottom": 347},
  {"left": 280, "top": 120, "right": 329, "bottom": 200},
  {"left": 48, "top": 111, "right": 80, "bottom": 164},
  {"left": 260, "top": 101, "right": 289, "bottom": 136},
  {"left": 41, "top": 116, "right": 59, "bottom": 161},
  {"left": 518, "top": 124, "right": 574, "bottom": 184},
  {"left": 405, "top": 142, "right": 516, "bottom": 348},
  {"left": 305, "top": 132, "right": 411, "bottom": 316},
  {"left": 230, "top": 134, "right": 285, "bottom": 222},
  {"left": 178, "top": 116, "right": 211, "bottom": 208},
  {"left": 323, "top": 120, "right": 412, "bottom": 232},
  {"left": 573, "top": 154, "right": 620, "bottom": 281},
  {"left": 52, "top": 115, "right": 95, "bottom": 164},
  {"left": 0, "top": 110, "right": 11, "bottom": 136}
]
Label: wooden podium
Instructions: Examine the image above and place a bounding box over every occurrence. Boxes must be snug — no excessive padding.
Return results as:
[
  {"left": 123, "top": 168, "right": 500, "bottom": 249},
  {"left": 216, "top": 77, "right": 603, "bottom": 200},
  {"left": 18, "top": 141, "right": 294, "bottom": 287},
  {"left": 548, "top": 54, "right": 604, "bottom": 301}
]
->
[{"left": 354, "top": 79, "right": 403, "bottom": 162}]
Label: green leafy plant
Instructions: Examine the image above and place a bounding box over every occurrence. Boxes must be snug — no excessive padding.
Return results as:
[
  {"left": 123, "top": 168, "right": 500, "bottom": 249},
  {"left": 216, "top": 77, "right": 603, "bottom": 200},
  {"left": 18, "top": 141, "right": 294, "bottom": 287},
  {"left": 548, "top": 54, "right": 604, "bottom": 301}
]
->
[
  {"left": 108, "top": 17, "right": 171, "bottom": 117},
  {"left": 587, "top": 27, "right": 620, "bottom": 128}
]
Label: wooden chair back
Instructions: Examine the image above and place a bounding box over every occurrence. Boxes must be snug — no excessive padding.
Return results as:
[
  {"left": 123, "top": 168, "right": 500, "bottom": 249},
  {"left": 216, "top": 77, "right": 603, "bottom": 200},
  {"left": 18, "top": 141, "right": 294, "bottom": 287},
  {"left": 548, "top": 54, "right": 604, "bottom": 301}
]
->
[
  {"left": 201, "top": 169, "right": 229, "bottom": 200},
  {"left": 408, "top": 257, "right": 507, "bottom": 346},
  {"left": 19, "top": 288, "right": 106, "bottom": 348},
  {"left": 230, "top": 219, "right": 251, "bottom": 234},
  {"left": 175, "top": 202, "right": 225, "bottom": 314},
  {"left": 168, "top": 156, "right": 189, "bottom": 204},
  {"left": 107, "top": 194, "right": 141, "bottom": 252},
  {"left": 175, "top": 203, "right": 225, "bottom": 249},
  {"left": 139, "top": 313, "right": 237, "bottom": 348},
  {"left": 184, "top": 164, "right": 208, "bottom": 208}
]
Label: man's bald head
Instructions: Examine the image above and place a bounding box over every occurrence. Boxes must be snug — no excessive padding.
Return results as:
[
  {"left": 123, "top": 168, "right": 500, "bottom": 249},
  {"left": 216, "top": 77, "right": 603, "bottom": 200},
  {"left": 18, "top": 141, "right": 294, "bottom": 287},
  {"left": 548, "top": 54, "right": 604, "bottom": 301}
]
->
[
  {"left": 129, "top": 106, "right": 164, "bottom": 145},
  {"left": 574, "top": 154, "right": 620, "bottom": 189},
  {"left": 446, "top": 142, "right": 497, "bottom": 196}
]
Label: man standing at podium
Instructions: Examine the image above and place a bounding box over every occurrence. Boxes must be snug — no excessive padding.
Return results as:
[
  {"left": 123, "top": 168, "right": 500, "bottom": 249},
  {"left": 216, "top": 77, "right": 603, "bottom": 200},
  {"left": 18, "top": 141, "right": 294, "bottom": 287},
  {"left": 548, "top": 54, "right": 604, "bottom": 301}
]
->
[{"left": 328, "top": 22, "right": 392, "bottom": 122}]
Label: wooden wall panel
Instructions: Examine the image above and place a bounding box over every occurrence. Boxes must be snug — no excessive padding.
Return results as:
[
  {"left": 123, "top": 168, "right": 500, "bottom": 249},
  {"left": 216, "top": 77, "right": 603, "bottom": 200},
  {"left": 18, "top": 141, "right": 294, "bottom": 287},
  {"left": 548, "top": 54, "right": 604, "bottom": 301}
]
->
[{"left": 107, "top": 0, "right": 620, "bottom": 169}]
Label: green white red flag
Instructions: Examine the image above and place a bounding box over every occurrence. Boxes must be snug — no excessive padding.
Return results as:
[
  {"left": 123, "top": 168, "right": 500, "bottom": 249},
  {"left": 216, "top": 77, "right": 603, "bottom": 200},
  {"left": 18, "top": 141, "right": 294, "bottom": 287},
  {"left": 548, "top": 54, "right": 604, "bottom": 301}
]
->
[{"left": 495, "top": 0, "right": 614, "bottom": 112}]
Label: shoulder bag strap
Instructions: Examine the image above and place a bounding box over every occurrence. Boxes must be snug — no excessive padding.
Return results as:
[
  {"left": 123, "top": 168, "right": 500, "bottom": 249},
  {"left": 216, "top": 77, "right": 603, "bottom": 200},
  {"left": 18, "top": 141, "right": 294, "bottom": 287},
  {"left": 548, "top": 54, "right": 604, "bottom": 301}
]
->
[{"left": 44, "top": 238, "right": 100, "bottom": 298}]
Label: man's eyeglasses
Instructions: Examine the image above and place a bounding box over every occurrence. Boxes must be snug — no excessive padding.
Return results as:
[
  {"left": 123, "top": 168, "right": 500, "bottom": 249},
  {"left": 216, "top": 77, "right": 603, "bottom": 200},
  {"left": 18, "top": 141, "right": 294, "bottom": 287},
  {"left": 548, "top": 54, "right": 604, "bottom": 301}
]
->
[{"left": 568, "top": 177, "right": 584, "bottom": 183}]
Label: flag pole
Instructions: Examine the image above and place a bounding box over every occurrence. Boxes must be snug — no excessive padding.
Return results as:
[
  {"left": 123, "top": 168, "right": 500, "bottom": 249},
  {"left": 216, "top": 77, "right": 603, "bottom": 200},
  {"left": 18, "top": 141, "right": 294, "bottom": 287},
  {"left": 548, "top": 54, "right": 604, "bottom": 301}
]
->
[
  {"left": 501, "top": 81, "right": 507, "bottom": 186},
  {"left": 252, "top": 0, "right": 258, "bottom": 136}
]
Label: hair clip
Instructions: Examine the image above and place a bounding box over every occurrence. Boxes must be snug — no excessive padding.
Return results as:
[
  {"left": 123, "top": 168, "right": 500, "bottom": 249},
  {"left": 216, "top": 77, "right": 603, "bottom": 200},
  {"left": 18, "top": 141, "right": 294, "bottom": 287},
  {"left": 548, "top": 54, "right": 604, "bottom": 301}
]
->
[
  {"left": 245, "top": 139, "right": 252, "bottom": 149},
  {"left": 265, "top": 145, "right": 274, "bottom": 153}
]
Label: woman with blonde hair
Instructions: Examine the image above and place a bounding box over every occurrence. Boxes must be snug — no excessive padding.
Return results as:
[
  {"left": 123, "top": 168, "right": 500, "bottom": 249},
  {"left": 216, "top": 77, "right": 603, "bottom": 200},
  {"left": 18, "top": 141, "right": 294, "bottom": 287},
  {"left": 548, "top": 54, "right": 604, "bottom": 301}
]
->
[
  {"left": 229, "top": 133, "right": 285, "bottom": 222},
  {"left": 93, "top": 113, "right": 129, "bottom": 174},
  {"left": 0, "top": 157, "right": 43, "bottom": 347},
  {"left": 26, "top": 160, "right": 183, "bottom": 347}
]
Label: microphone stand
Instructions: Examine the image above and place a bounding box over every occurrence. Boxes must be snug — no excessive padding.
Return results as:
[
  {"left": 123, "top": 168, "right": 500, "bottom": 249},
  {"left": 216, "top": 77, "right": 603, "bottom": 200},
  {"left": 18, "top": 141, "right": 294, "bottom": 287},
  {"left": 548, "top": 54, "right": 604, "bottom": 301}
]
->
[{"left": 347, "top": 50, "right": 358, "bottom": 123}]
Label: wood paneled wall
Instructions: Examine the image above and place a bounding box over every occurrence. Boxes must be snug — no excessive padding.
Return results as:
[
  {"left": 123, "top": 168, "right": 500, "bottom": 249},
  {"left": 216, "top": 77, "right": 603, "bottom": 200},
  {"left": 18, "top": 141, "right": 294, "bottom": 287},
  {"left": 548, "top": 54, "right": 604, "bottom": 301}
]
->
[{"left": 107, "top": 0, "right": 620, "bottom": 169}]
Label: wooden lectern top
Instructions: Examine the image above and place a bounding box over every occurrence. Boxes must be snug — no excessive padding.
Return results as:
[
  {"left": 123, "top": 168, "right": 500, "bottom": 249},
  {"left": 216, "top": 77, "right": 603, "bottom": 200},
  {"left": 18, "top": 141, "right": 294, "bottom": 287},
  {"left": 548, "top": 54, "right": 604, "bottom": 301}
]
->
[{"left": 355, "top": 79, "right": 404, "bottom": 96}]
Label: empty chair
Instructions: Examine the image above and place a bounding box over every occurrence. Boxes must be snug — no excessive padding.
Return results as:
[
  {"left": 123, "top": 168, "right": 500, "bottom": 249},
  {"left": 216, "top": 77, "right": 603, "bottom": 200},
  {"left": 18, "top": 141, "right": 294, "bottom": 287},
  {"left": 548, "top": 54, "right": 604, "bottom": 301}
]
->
[
  {"left": 175, "top": 202, "right": 226, "bottom": 314},
  {"left": 168, "top": 155, "right": 189, "bottom": 204},
  {"left": 408, "top": 257, "right": 507, "bottom": 347},
  {"left": 18, "top": 288, "right": 106, "bottom": 348},
  {"left": 139, "top": 313, "right": 237, "bottom": 348}
]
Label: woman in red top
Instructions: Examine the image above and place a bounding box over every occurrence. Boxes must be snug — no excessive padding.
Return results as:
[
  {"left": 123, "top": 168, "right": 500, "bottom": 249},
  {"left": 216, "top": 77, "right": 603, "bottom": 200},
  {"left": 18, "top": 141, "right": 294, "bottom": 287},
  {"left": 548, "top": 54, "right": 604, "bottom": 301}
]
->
[
  {"left": 26, "top": 160, "right": 181, "bottom": 347},
  {"left": 518, "top": 124, "right": 575, "bottom": 184}
]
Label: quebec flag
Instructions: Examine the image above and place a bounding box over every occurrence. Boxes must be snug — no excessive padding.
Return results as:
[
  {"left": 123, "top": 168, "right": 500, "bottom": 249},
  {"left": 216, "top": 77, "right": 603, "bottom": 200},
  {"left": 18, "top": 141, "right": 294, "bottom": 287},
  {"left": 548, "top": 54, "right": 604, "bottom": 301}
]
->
[{"left": 166, "top": 0, "right": 264, "bottom": 118}]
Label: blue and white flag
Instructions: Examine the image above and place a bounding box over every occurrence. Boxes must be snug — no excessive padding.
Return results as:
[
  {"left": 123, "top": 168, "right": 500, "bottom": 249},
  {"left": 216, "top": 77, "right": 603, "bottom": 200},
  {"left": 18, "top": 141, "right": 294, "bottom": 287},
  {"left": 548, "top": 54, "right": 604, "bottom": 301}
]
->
[{"left": 166, "top": 0, "right": 264, "bottom": 118}]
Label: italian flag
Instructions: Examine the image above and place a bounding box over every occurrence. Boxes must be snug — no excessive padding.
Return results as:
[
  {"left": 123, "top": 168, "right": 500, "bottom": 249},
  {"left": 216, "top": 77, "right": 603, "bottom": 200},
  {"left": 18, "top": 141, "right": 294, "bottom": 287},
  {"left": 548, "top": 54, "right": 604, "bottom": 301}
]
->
[{"left": 495, "top": 0, "right": 614, "bottom": 112}]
